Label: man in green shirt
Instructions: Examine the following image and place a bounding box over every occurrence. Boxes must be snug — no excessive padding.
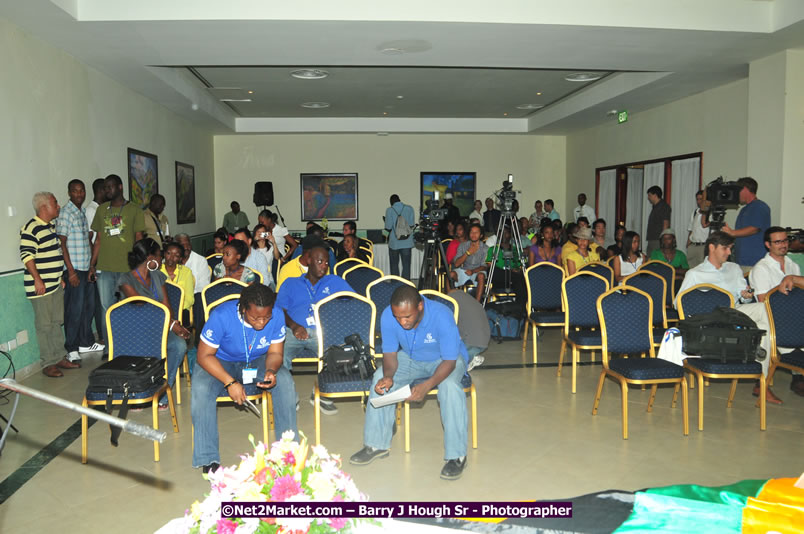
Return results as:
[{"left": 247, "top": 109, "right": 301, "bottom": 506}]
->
[
  {"left": 649, "top": 228, "right": 689, "bottom": 277},
  {"left": 222, "top": 201, "right": 250, "bottom": 234},
  {"left": 89, "top": 174, "right": 146, "bottom": 339}
]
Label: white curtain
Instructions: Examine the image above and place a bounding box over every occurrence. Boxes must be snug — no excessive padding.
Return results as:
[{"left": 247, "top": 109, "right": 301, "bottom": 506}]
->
[
  {"left": 625, "top": 167, "right": 644, "bottom": 234},
  {"left": 597, "top": 169, "right": 617, "bottom": 242},
  {"left": 670, "top": 157, "right": 700, "bottom": 254},
  {"left": 642, "top": 162, "right": 665, "bottom": 239}
]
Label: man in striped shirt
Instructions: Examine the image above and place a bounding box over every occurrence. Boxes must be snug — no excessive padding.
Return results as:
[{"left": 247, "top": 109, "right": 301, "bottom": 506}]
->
[{"left": 20, "top": 192, "right": 79, "bottom": 377}]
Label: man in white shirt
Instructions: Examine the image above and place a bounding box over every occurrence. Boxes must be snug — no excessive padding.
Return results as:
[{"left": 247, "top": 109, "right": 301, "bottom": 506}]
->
[
  {"left": 686, "top": 190, "right": 710, "bottom": 268},
  {"left": 573, "top": 193, "right": 596, "bottom": 224},
  {"left": 749, "top": 227, "right": 804, "bottom": 396},
  {"left": 677, "top": 231, "right": 782, "bottom": 404}
]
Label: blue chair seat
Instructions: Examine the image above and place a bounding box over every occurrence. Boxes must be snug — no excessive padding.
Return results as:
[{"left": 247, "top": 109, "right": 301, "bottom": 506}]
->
[
  {"left": 609, "top": 358, "right": 684, "bottom": 380},
  {"left": 86, "top": 380, "right": 165, "bottom": 401},
  {"left": 530, "top": 310, "right": 564, "bottom": 324},
  {"left": 410, "top": 373, "right": 472, "bottom": 391},
  {"left": 666, "top": 308, "right": 679, "bottom": 321},
  {"left": 567, "top": 330, "right": 601, "bottom": 346},
  {"left": 292, "top": 348, "right": 318, "bottom": 360},
  {"left": 318, "top": 370, "right": 373, "bottom": 393},
  {"left": 780, "top": 349, "right": 804, "bottom": 367},
  {"left": 685, "top": 358, "right": 762, "bottom": 375}
]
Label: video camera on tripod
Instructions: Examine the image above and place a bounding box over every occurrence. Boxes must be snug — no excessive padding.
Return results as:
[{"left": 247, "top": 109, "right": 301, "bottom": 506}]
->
[
  {"left": 702, "top": 176, "right": 743, "bottom": 231},
  {"left": 495, "top": 174, "right": 517, "bottom": 214},
  {"left": 414, "top": 193, "right": 449, "bottom": 244}
]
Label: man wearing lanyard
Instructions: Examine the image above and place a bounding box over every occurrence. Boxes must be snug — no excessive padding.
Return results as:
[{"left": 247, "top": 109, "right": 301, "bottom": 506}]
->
[
  {"left": 276, "top": 244, "right": 354, "bottom": 415},
  {"left": 350, "top": 285, "right": 470, "bottom": 480},
  {"left": 192, "top": 284, "right": 297, "bottom": 473}
]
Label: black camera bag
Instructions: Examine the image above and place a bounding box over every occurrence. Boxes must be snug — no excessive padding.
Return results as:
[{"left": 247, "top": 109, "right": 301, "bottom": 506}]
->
[{"left": 678, "top": 307, "right": 766, "bottom": 363}]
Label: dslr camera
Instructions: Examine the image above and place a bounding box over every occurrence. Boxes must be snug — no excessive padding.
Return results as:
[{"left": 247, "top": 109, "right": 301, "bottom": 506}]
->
[{"left": 323, "top": 333, "right": 375, "bottom": 380}]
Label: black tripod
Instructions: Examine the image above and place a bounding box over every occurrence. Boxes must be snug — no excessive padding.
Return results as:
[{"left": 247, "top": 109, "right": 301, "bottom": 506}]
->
[
  {"left": 417, "top": 236, "right": 453, "bottom": 291},
  {"left": 482, "top": 210, "right": 525, "bottom": 306}
]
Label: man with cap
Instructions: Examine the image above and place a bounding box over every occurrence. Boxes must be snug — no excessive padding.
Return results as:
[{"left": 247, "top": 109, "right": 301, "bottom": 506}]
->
[{"left": 650, "top": 228, "right": 690, "bottom": 277}]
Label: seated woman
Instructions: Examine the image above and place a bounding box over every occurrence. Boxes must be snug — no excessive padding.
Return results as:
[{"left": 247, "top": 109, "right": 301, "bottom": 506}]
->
[
  {"left": 528, "top": 223, "right": 562, "bottom": 266},
  {"left": 160, "top": 241, "right": 196, "bottom": 323},
  {"left": 212, "top": 239, "right": 257, "bottom": 284},
  {"left": 336, "top": 234, "right": 370, "bottom": 263},
  {"left": 192, "top": 284, "right": 297, "bottom": 473},
  {"left": 118, "top": 238, "right": 191, "bottom": 406},
  {"left": 613, "top": 230, "right": 647, "bottom": 283},
  {"left": 205, "top": 228, "right": 229, "bottom": 270},
  {"left": 565, "top": 227, "right": 601, "bottom": 275}
]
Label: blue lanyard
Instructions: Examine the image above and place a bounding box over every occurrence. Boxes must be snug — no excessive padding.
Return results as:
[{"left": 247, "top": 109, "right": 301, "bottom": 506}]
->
[
  {"left": 305, "top": 278, "right": 319, "bottom": 316},
  {"left": 134, "top": 269, "right": 160, "bottom": 301},
  {"left": 241, "top": 313, "right": 258, "bottom": 366}
]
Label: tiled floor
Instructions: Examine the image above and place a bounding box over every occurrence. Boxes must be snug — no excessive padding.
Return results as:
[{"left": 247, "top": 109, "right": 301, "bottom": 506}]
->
[{"left": 1, "top": 329, "right": 802, "bottom": 533}]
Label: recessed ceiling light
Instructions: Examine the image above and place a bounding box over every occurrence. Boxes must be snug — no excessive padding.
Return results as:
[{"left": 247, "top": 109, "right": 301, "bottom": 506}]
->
[
  {"left": 536, "top": 92, "right": 542, "bottom": 96},
  {"left": 383, "top": 112, "right": 389, "bottom": 116},
  {"left": 381, "top": 47, "right": 405, "bottom": 55},
  {"left": 301, "top": 102, "right": 330, "bottom": 109},
  {"left": 247, "top": 90, "right": 254, "bottom": 94},
  {"left": 290, "top": 69, "right": 329, "bottom": 80},
  {"left": 516, "top": 104, "right": 544, "bottom": 110},
  {"left": 396, "top": 95, "right": 404, "bottom": 99},
  {"left": 565, "top": 73, "right": 602, "bottom": 82},
  {"left": 219, "top": 98, "right": 252, "bottom": 102},
  {"left": 503, "top": 112, "right": 509, "bottom": 116}
]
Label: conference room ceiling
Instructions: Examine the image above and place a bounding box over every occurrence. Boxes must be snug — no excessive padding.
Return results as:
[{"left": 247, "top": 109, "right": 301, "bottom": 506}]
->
[{"left": 3, "top": 1, "right": 804, "bottom": 134}]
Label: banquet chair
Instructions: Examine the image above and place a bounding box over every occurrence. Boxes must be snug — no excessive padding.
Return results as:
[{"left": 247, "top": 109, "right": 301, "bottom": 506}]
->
[
  {"left": 359, "top": 246, "right": 374, "bottom": 266},
  {"left": 343, "top": 264, "right": 384, "bottom": 296},
  {"left": 676, "top": 283, "right": 734, "bottom": 319},
  {"left": 560, "top": 271, "right": 610, "bottom": 393},
  {"left": 623, "top": 271, "right": 668, "bottom": 347},
  {"left": 82, "top": 297, "right": 178, "bottom": 464},
  {"left": 580, "top": 262, "right": 614, "bottom": 288},
  {"left": 334, "top": 258, "right": 366, "bottom": 277},
  {"left": 419, "top": 289, "right": 459, "bottom": 321},
  {"left": 606, "top": 256, "right": 616, "bottom": 267},
  {"left": 765, "top": 286, "right": 804, "bottom": 399},
  {"left": 592, "top": 286, "right": 689, "bottom": 439},
  {"left": 206, "top": 253, "right": 222, "bottom": 271},
  {"left": 640, "top": 260, "right": 679, "bottom": 323},
  {"left": 312, "top": 292, "right": 377, "bottom": 445},
  {"left": 366, "top": 275, "right": 416, "bottom": 345},
  {"left": 202, "top": 278, "right": 248, "bottom": 318},
  {"left": 522, "top": 262, "right": 565, "bottom": 364},
  {"left": 164, "top": 280, "right": 190, "bottom": 403}
]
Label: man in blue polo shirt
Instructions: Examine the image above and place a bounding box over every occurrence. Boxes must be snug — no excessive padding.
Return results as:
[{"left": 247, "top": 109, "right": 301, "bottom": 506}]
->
[
  {"left": 192, "top": 284, "right": 297, "bottom": 473},
  {"left": 723, "top": 177, "right": 770, "bottom": 270},
  {"left": 276, "top": 243, "right": 353, "bottom": 415},
  {"left": 350, "top": 285, "right": 469, "bottom": 480}
]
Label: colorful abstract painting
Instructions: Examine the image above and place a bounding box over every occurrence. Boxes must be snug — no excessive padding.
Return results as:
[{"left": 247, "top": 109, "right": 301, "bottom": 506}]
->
[
  {"left": 300, "top": 173, "right": 358, "bottom": 221},
  {"left": 127, "top": 148, "right": 158, "bottom": 210}
]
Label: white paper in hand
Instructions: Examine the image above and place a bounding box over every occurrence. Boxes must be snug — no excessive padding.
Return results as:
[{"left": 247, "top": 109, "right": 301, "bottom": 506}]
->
[{"left": 369, "top": 385, "right": 411, "bottom": 408}]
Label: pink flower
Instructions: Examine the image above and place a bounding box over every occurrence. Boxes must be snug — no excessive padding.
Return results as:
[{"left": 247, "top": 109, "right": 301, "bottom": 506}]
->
[
  {"left": 216, "top": 518, "right": 238, "bottom": 534},
  {"left": 328, "top": 517, "right": 348, "bottom": 530},
  {"left": 270, "top": 475, "right": 302, "bottom": 501},
  {"left": 254, "top": 467, "right": 268, "bottom": 485},
  {"left": 283, "top": 451, "right": 296, "bottom": 466}
]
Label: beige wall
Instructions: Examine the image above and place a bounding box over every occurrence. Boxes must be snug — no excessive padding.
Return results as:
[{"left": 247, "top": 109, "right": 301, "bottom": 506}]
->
[
  {"left": 0, "top": 16, "right": 215, "bottom": 272},
  {"left": 213, "top": 134, "right": 566, "bottom": 231},
  {"left": 565, "top": 79, "right": 750, "bottom": 219}
]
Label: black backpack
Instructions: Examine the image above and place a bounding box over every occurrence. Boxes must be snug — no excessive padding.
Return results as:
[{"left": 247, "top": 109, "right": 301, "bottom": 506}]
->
[{"left": 677, "top": 307, "right": 766, "bottom": 363}]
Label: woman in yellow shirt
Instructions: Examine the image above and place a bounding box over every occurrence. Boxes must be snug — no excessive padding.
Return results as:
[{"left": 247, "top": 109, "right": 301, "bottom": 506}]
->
[
  {"left": 161, "top": 241, "right": 196, "bottom": 311},
  {"left": 565, "top": 227, "right": 600, "bottom": 275}
]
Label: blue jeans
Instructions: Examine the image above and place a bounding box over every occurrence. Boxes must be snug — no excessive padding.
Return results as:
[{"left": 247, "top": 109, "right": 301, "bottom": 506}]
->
[
  {"left": 466, "top": 345, "right": 486, "bottom": 359},
  {"left": 363, "top": 351, "right": 468, "bottom": 459},
  {"left": 282, "top": 328, "right": 318, "bottom": 370},
  {"left": 388, "top": 247, "right": 412, "bottom": 280},
  {"left": 96, "top": 270, "right": 122, "bottom": 340},
  {"left": 191, "top": 357, "right": 297, "bottom": 467},
  {"left": 63, "top": 270, "right": 96, "bottom": 352},
  {"left": 166, "top": 332, "right": 187, "bottom": 388}
]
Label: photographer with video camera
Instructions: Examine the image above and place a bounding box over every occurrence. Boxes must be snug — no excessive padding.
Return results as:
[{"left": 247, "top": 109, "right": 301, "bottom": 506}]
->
[{"left": 721, "top": 177, "right": 770, "bottom": 270}]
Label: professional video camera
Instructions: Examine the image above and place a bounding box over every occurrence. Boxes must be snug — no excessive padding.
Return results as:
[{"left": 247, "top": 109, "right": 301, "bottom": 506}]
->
[
  {"left": 785, "top": 227, "right": 804, "bottom": 245},
  {"left": 495, "top": 174, "right": 517, "bottom": 214},
  {"left": 323, "top": 333, "right": 375, "bottom": 379},
  {"left": 702, "top": 176, "right": 743, "bottom": 231},
  {"left": 414, "top": 196, "right": 448, "bottom": 243}
]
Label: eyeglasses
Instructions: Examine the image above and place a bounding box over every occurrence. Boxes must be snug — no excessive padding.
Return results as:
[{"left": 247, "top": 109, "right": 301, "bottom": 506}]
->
[{"left": 769, "top": 239, "right": 788, "bottom": 245}]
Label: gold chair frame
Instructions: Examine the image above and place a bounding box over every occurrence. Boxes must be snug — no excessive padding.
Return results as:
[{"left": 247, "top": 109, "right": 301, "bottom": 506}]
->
[{"left": 521, "top": 262, "right": 565, "bottom": 364}]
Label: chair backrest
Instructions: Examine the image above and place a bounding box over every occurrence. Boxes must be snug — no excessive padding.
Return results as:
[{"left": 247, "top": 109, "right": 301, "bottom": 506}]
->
[
  {"left": 206, "top": 253, "right": 222, "bottom": 270},
  {"left": 765, "top": 286, "right": 804, "bottom": 350},
  {"left": 580, "top": 262, "right": 614, "bottom": 288},
  {"left": 204, "top": 294, "right": 240, "bottom": 321},
  {"left": 677, "top": 283, "right": 734, "bottom": 319},
  {"left": 334, "top": 258, "right": 366, "bottom": 277},
  {"left": 366, "top": 275, "right": 416, "bottom": 330},
  {"left": 525, "top": 262, "right": 564, "bottom": 312},
  {"left": 606, "top": 255, "right": 616, "bottom": 267},
  {"left": 562, "top": 271, "right": 610, "bottom": 330},
  {"left": 164, "top": 280, "right": 184, "bottom": 319},
  {"left": 106, "top": 296, "right": 169, "bottom": 359},
  {"left": 251, "top": 269, "right": 264, "bottom": 285},
  {"left": 314, "top": 292, "right": 377, "bottom": 364},
  {"left": 623, "top": 271, "right": 667, "bottom": 328},
  {"left": 640, "top": 260, "right": 676, "bottom": 306},
  {"left": 420, "top": 290, "right": 459, "bottom": 322},
  {"left": 343, "top": 264, "right": 384, "bottom": 296},
  {"left": 597, "top": 286, "right": 655, "bottom": 362},
  {"left": 202, "top": 278, "right": 248, "bottom": 316}
]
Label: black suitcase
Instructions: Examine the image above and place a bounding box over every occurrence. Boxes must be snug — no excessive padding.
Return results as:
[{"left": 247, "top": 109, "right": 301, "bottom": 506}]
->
[
  {"left": 678, "top": 307, "right": 766, "bottom": 363},
  {"left": 87, "top": 356, "right": 165, "bottom": 445}
]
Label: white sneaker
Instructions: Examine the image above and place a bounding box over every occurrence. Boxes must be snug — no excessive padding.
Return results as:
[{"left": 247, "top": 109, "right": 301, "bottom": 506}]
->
[
  {"left": 79, "top": 343, "right": 105, "bottom": 353},
  {"left": 467, "top": 355, "right": 485, "bottom": 372},
  {"left": 67, "top": 351, "right": 81, "bottom": 362}
]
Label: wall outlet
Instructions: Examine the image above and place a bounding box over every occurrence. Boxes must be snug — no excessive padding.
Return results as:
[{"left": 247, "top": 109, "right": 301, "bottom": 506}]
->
[
  {"left": 8, "top": 339, "right": 17, "bottom": 350},
  {"left": 16, "top": 330, "right": 29, "bottom": 346}
]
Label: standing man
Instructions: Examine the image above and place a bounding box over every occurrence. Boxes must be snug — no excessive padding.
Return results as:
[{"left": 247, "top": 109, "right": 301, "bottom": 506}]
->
[
  {"left": 21, "top": 192, "right": 79, "bottom": 377},
  {"left": 544, "top": 199, "right": 560, "bottom": 221},
  {"left": 222, "top": 201, "right": 249, "bottom": 235},
  {"left": 384, "top": 194, "right": 416, "bottom": 280},
  {"left": 143, "top": 193, "right": 169, "bottom": 247},
  {"left": 483, "top": 197, "right": 501, "bottom": 234},
  {"left": 56, "top": 180, "right": 103, "bottom": 364},
  {"left": 350, "top": 286, "right": 469, "bottom": 480},
  {"left": 646, "top": 186, "right": 671, "bottom": 255},
  {"left": 442, "top": 193, "right": 461, "bottom": 223},
  {"left": 686, "top": 189, "right": 710, "bottom": 268},
  {"left": 89, "top": 174, "right": 146, "bottom": 340},
  {"left": 723, "top": 177, "right": 770, "bottom": 271},
  {"left": 573, "top": 193, "right": 596, "bottom": 224},
  {"left": 85, "top": 178, "right": 107, "bottom": 347}
]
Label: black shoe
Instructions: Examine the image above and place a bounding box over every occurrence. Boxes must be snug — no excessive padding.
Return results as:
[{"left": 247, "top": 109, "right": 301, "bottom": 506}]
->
[
  {"left": 202, "top": 462, "right": 220, "bottom": 474},
  {"left": 349, "top": 446, "right": 389, "bottom": 465},
  {"left": 440, "top": 457, "right": 466, "bottom": 480}
]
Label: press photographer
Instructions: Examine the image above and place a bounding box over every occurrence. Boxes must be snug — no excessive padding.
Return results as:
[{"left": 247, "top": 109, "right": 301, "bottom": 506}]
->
[{"left": 709, "top": 177, "right": 771, "bottom": 269}]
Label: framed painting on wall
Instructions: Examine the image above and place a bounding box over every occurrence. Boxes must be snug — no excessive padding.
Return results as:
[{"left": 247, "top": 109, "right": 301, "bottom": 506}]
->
[
  {"left": 127, "top": 148, "right": 158, "bottom": 210},
  {"left": 175, "top": 161, "right": 196, "bottom": 224},
  {"left": 300, "top": 173, "right": 358, "bottom": 221},
  {"left": 420, "top": 172, "right": 477, "bottom": 216}
]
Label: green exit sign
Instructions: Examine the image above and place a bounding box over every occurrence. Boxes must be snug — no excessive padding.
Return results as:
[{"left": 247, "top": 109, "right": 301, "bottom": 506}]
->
[{"left": 618, "top": 110, "right": 628, "bottom": 124}]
